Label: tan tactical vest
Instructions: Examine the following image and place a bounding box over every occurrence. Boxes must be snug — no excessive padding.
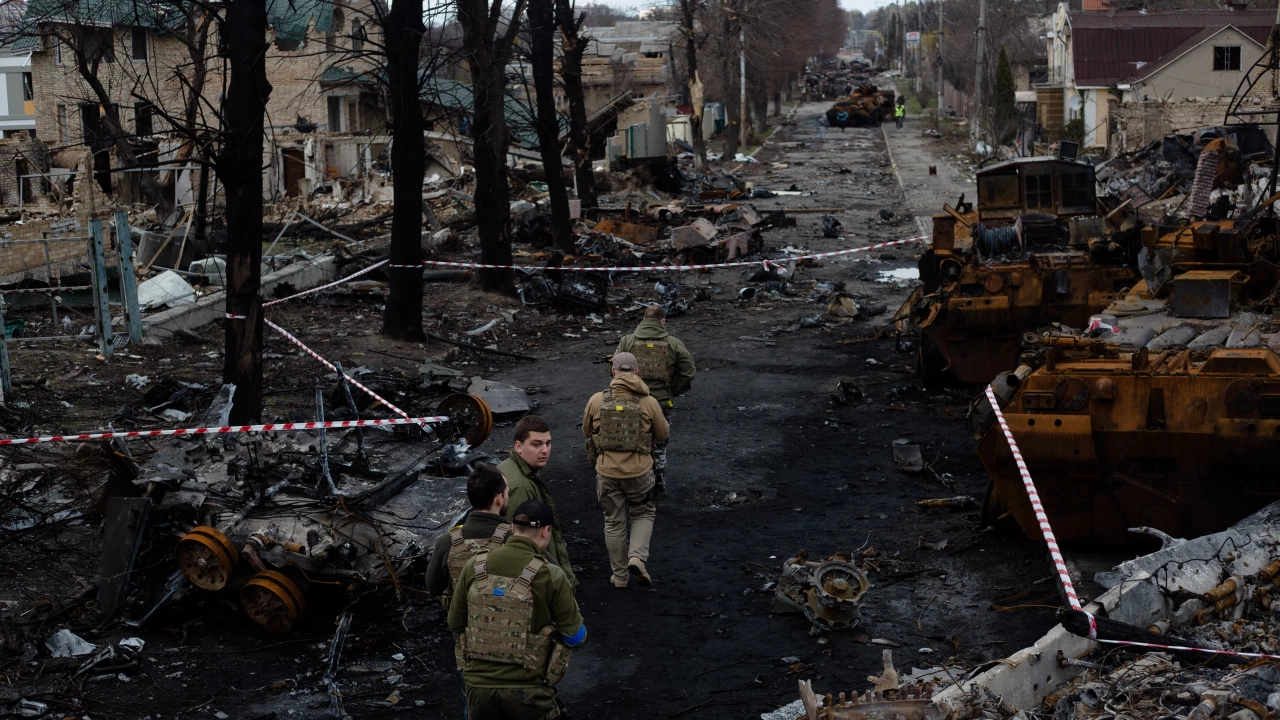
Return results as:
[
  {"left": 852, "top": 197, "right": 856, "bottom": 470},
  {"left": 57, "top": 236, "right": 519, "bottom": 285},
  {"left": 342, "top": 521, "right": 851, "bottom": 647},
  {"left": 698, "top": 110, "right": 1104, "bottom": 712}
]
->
[
  {"left": 631, "top": 339, "right": 671, "bottom": 384},
  {"left": 444, "top": 523, "right": 511, "bottom": 596},
  {"left": 594, "top": 390, "right": 652, "bottom": 454},
  {"left": 464, "top": 554, "right": 553, "bottom": 669}
]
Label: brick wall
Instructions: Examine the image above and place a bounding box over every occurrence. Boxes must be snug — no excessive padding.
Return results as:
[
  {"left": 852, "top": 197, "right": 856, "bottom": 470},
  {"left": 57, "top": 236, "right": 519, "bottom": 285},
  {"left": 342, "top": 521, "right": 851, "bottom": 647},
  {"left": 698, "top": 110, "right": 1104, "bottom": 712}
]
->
[
  {"left": 0, "top": 216, "right": 122, "bottom": 284},
  {"left": 1110, "top": 98, "right": 1278, "bottom": 155},
  {"left": 0, "top": 133, "right": 51, "bottom": 206}
]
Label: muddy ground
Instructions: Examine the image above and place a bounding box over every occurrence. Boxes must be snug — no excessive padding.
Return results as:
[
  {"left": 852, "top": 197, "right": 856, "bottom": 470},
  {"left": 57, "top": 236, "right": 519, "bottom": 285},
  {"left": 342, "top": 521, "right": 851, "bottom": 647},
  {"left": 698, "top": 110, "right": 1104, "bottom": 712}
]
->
[{"left": 0, "top": 101, "right": 1108, "bottom": 719}]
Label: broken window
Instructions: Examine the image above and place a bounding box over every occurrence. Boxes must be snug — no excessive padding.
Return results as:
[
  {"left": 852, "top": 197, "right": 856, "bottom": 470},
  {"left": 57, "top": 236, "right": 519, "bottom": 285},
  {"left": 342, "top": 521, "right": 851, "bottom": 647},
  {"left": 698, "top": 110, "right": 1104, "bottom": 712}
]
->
[
  {"left": 1214, "top": 45, "right": 1241, "bottom": 71},
  {"left": 351, "top": 21, "right": 364, "bottom": 52},
  {"left": 1025, "top": 172, "right": 1052, "bottom": 210},
  {"left": 328, "top": 96, "right": 342, "bottom": 131},
  {"left": 978, "top": 172, "right": 1020, "bottom": 207},
  {"left": 52, "top": 35, "right": 61, "bottom": 65},
  {"left": 131, "top": 27, "right": 148, "bottom": 60},
  {"left": 82, "top": 27, "right": 115, "bottom": 63},
  {"left": 1059, "top": 168, "right": 1095, "bottom": 210},
  {"left": 134, "top": 102, "right": 154, "bottom": 136},
  {"left": 22, "top": 72, "right": 32, "bottom": 101}
]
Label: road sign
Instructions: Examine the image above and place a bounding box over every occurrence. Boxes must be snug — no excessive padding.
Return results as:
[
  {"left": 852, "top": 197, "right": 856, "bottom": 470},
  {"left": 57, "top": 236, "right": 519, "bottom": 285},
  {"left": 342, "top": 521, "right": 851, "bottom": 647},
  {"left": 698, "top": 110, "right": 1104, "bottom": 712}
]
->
[{"left": 905, "top": 31, "right": 921, "bottom": 44}]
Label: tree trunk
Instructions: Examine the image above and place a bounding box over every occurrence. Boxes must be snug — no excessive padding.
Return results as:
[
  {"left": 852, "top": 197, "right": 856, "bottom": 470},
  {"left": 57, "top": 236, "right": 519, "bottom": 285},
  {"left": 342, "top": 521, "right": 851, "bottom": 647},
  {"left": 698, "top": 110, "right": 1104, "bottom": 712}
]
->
[
  {"left": 528, "top": 0, "right": 573, "bottom": 252},
  {"left": 382, "top": 0, "right": 427, "bottom": 340},
  {"left": 679, "top": 0, "right": 706, "bottom": 172},
  {"left": 555, "top": 0, "right": 597, "bottom": 209},
  {"left": 218, "top": 0, "right": 271, "bottom": 424},
  {"left": 457, "top": 0, "right": 525, "bottom": 293}
]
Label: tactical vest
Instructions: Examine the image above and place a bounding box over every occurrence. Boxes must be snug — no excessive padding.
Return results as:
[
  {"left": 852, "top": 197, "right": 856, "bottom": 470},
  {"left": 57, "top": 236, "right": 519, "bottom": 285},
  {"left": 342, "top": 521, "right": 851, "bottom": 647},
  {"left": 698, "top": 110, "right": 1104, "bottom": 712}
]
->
[
  {"left": 444, "top": 523, "right": 511, "bottom": 596},
  {"left": 594, "top": 390, "right": 652, "bottom": 454},
  {"left": 464, "top": 554, "right": 553, "bottom": 670},
  {"left": 631, "top": 339, "right": 671, "bottom": 384}
]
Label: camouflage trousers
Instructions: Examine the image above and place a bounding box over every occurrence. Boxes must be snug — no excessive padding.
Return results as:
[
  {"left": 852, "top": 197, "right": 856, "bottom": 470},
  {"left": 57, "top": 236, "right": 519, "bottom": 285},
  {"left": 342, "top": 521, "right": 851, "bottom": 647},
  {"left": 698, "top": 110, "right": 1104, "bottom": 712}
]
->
[
  {"left": 464, "top": 684, "right": 564, "bottom": 720},
  {"left": 653, "top": 407, "right": 671, "bottom": 479}
]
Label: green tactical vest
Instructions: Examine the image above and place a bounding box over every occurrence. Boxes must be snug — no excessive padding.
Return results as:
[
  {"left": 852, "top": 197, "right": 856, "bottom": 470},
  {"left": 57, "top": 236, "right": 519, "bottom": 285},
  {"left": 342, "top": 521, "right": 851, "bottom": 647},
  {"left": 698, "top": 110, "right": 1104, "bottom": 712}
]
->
[
  {"left": 444, "top": 523, "right": 511, "bottom": 598},
  {"left": 464, "top": 554, "right": 552, "bottom": 669},
  {"left": 631, "top": 339, "right": 671, "bottom": 384},
  {"left": 595, "top": 390, "right": 652, "bottom": 454}
]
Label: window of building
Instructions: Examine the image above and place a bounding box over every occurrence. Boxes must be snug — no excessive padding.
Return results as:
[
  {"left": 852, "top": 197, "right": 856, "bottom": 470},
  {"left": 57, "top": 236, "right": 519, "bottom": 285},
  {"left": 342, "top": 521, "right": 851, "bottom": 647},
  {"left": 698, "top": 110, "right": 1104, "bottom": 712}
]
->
[
  {"left": 53, "top": 36, "right": 61, "bottom": 65},
  {"left": 346, "top": 100, "right": 358, "bottom": 131},
  {"left": 79, "top": 103, "right": 100, "bottom": 143},
  {"left": 83, "top": 28, "right": 114, "bottom": 63},
  {"left": 328, "top": 96, "right": 343, "bottom": 131},
  {"left": 22, "top": 73, "right": 32, "bottom": 101},
  {"left": 131, "top": 27, "right": 148, "bottom": 61},
  {"left": 56, "top": 103, "right": 67, "bottom": 143},
  {"left": 1059, "top": 168, "right": 1095, "bottom": 209},
  {"left": 351, "top": 21, "right": 364, "bottom": 52},
  {"left": 134, "top": 102, "right": 154, "bottom": 136},
  {"left": 1214, "top": 45, "right": 1241, "bottom": 71}
]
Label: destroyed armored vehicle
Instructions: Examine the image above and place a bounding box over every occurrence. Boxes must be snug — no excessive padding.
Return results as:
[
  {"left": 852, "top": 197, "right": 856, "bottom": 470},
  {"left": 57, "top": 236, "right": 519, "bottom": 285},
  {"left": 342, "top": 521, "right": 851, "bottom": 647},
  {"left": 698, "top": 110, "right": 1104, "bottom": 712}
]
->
[
  {"left": 825, "top": 85, "right": 896, "bottom": 128},
  {"left": 112, "top": 384, "right": 498, "bottom": 633},
  {"left": 897, "top": 156, "right": 1142, "bottom": 386},
  {"left": 973, "top": 216, "right": 1280, "bottom": 545}
]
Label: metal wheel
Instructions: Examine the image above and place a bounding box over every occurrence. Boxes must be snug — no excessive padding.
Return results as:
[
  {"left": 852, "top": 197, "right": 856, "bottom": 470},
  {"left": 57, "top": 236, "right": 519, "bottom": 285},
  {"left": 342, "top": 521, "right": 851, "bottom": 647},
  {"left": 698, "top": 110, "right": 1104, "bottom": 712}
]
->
[
  {"left": 437, "top": 393, "right": 493, "bottom": 447},
  {"left": 240, "top": 570, "right": 307, "bottom": 632},
  {"left": 176, "top": 526, "right": 240, "bottom": 591}
]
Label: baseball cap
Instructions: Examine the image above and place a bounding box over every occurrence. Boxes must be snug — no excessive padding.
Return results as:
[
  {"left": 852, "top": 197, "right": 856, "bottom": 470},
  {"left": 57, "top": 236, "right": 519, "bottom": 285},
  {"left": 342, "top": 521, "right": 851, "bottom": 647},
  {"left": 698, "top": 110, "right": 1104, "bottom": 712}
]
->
[
  {"left": 512, "top": 499, "right": 557, "bottom": 529},
  {"left": 612, "top": 352, "right": 638, "bottom": 372}
]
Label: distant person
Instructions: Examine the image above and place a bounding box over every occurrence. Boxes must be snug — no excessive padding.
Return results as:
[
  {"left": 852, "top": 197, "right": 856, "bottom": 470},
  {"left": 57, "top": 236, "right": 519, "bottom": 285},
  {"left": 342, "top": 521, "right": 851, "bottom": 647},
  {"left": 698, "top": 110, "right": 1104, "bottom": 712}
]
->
[
  {"left": 460, "top": 116, "right": 470, "bottom": 136},
  {"left": 615, "top": 303, "right": 695, "bottom": 494},
  {"left": 498, "top": 416, "right": 577, "bottom": 587},
  {"left": 425, "top": 464, "right": 510, "bottom": 602},
  {"left": 582, "top": 352, "right": 670, "bottom": 589},
  {"left": 449, "top": 499, "right": 585, "bottom": 720},
  {"left": 894, "top": 98, "right": 906, "bottom": 129}
]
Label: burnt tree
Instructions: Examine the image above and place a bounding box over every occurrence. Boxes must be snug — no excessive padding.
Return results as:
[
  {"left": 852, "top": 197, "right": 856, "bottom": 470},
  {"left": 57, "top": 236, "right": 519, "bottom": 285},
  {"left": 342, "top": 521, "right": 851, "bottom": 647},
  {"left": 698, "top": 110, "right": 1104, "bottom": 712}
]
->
[
  {"left": 555, "top": 0, "right": 596, "bottom": 209},
  {"left": 382, "top": 0, "right": 428, "bottom": 340},
  {"left": 218, "top": 0, "right": 271, "bottom": 423},
  {"left": 457, "top": 0, "right": 527, "bottom": 292},
  {"left": 678, "top": 0, "right": 707, "bottom": 171},
  {"left": 528, "top": 0, "right": 573, "bottom": 252}
]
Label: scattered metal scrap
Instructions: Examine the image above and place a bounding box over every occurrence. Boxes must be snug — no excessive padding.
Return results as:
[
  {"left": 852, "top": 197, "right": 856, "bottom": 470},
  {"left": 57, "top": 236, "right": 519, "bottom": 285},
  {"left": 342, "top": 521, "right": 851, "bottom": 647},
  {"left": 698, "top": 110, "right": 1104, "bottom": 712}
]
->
[{"left": 771, "top": 550, "right": 870, "bottom": 634}]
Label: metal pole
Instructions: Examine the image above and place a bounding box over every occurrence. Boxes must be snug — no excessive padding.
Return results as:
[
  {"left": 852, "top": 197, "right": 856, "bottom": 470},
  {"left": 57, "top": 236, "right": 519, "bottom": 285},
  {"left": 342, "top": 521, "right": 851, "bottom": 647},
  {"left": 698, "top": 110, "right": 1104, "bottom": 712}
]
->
[
  {"left": 114, "top": 210, "right": 142, "bottom": 345},
  {"left": 971, "top": 0, "right": 987, "bottom": 146},
  {"left": 315, "top": 387, "right": 338, "bottom": 495},
  {"left": 42, "top": 241, "right": 57, "bottom": 330},
  {"left": 335, "top": 361, "right": 367, "bottom": 466},
  {"left": 0, "top": 296, "right": 11, "bottom": 401},
  {"left": 87, "top": 220, "right": 114, "bottom": 357},
  {"left": 936, "top": 0, "right": 944, "bottom": 124},
  {"left": 739, "top": 23, "right": 747, "bottom": 149}
]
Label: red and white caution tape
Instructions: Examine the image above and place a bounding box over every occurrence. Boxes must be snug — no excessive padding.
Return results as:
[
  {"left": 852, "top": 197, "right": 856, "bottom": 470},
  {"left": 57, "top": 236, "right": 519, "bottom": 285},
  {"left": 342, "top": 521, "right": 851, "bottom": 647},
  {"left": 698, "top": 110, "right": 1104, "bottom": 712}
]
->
[
  {"left": 0, "top": 416, "right": 447, "bottom": 446},
  {"left": 983, "top": 384, "right": 1084, "bottom": 612},
  {"left": 263, "top": 259, "right": 388, "bottom": 307},
  {"left": 263, "top": 318, "right": 415, "bottom": 423},
  {"left": 387, "top": 235, "right": 931, "bottom": 271},
  {"left": 226, "top": 313, "right": 247, "bottom": 320}
]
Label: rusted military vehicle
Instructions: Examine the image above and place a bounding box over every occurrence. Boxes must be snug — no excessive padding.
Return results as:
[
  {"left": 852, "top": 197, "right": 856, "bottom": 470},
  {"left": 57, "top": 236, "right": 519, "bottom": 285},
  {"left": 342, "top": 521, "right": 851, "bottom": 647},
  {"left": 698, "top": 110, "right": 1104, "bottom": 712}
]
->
[
  {"left": 973, "top": 215, "right": 1280, "bottom": 546},
  {"left": 897, "top": 156, "right": 1141, "bottom": 387}
]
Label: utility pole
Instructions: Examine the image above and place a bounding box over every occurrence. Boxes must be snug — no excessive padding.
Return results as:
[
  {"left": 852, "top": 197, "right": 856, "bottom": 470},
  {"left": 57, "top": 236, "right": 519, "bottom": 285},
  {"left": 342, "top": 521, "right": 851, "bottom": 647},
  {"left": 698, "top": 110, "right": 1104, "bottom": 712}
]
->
[
  {"left": 971, "top": 0, "right": 986, "bottom": 146},
  {"left": 936, "top": 0, "right": 944, "bottom": 123},
  {"left": 739, "top": 24, "right": 747, "bottom": 149}
]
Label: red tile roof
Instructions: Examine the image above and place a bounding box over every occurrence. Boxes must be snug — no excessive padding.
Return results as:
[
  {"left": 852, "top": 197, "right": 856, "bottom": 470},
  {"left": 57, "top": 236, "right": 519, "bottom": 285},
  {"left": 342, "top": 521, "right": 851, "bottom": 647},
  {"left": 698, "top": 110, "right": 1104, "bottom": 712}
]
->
[{"left": 1069, "top": 9, "right": 1274, "bottom": 86}]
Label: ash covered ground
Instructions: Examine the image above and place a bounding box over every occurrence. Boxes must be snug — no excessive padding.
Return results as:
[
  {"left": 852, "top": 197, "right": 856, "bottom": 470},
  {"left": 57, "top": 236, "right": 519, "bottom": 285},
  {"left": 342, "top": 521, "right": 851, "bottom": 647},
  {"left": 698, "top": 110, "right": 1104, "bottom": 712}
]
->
[{"left": 0, "top": 103, "right": 1100, "bottom": 719}]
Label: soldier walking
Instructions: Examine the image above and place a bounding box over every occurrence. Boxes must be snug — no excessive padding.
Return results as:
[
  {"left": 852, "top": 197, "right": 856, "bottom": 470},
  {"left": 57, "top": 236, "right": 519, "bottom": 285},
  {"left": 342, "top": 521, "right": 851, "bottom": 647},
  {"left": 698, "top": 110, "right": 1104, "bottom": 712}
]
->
[
  {"left": 498, "top": 416, "right": 577, "bottom": 587},
  {"left": 582, "top": 352, "right": 670, "bottom": 588},
  {"left": 615, "top": 304, "right": 695, "bottom": 498},
  {"left": 449, "top": 500, "right": 586, "bottom": 720},
  {"left": 425, "top": 464, "right": 511, "bottom": 601}
]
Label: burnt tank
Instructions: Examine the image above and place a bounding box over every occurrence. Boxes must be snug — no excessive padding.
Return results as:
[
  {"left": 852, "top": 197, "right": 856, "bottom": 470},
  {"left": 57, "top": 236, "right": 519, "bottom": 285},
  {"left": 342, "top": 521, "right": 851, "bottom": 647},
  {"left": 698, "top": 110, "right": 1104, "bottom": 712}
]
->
[
  {"left": 896, "top": 157, "right": 1141, "bottom": 387},
  {"left": 973, "top": 216, "right": 1280, "bottom": 546}
]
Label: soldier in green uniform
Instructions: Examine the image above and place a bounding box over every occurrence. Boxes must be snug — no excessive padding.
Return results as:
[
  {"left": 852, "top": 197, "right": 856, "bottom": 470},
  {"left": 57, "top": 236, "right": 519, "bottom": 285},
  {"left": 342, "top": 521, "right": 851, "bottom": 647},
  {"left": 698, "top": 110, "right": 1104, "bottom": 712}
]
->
[
  {"left": 449, "top": 499, "right": 586, "bottom": 720},
  {"left": 582, "top": 352, "right": 670, "bottom": 588},
  {"left": 615, "top": 304, "right": 696, "bottom": 496},
  {"left": 425, "top": 464, "right": 511, "bottom": 601},
  {"left": 497, "top": 416, "right": 577, "bottom": 587}
]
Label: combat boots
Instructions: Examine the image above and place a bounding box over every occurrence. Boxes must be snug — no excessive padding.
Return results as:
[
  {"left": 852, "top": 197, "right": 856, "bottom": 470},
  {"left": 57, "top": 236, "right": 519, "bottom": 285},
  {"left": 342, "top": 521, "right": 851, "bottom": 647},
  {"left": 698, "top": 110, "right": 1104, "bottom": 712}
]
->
[{"left": 627, "top": 557, "right": 651, "bottom": 585}]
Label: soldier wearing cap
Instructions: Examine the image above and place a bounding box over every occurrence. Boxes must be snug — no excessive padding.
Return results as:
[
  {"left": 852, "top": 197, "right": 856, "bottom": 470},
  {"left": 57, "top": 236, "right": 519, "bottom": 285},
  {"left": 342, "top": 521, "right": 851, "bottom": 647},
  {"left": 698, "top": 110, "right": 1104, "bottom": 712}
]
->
[
  {"left": 615, "top": 304, "right": 696, "bottom": 495},
  {"left": 449, "top": 499, "right": 586, "bottom": 720},
  {"left": 581, "top": 351, "right": 670, "bottom": 588},
  {"left": 425, "top": 464, "right": 511, "bottom": 602}
]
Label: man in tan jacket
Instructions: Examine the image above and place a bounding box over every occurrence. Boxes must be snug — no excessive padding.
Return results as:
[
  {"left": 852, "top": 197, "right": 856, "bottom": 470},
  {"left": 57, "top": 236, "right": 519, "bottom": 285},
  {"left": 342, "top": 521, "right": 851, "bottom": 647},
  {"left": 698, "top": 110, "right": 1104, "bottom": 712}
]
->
[{"left": 581, "top": 352, "right": 670, "bottom": 589}]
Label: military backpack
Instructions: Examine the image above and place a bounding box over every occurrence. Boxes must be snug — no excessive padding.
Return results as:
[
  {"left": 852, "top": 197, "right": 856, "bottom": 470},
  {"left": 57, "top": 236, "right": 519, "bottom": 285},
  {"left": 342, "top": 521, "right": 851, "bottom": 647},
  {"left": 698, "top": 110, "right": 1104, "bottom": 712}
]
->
[
  {"left": 630, "top": 339, "right": 671, "bottom": 384},
  {"left": 443, "top": 523, "right": 511, "bottom": 600},
  {"left": 590, "top": 390, "right": 652, "bottom": 459},
  {"left": 458, "top": 554, "right": 572, "bottom": 685}
]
